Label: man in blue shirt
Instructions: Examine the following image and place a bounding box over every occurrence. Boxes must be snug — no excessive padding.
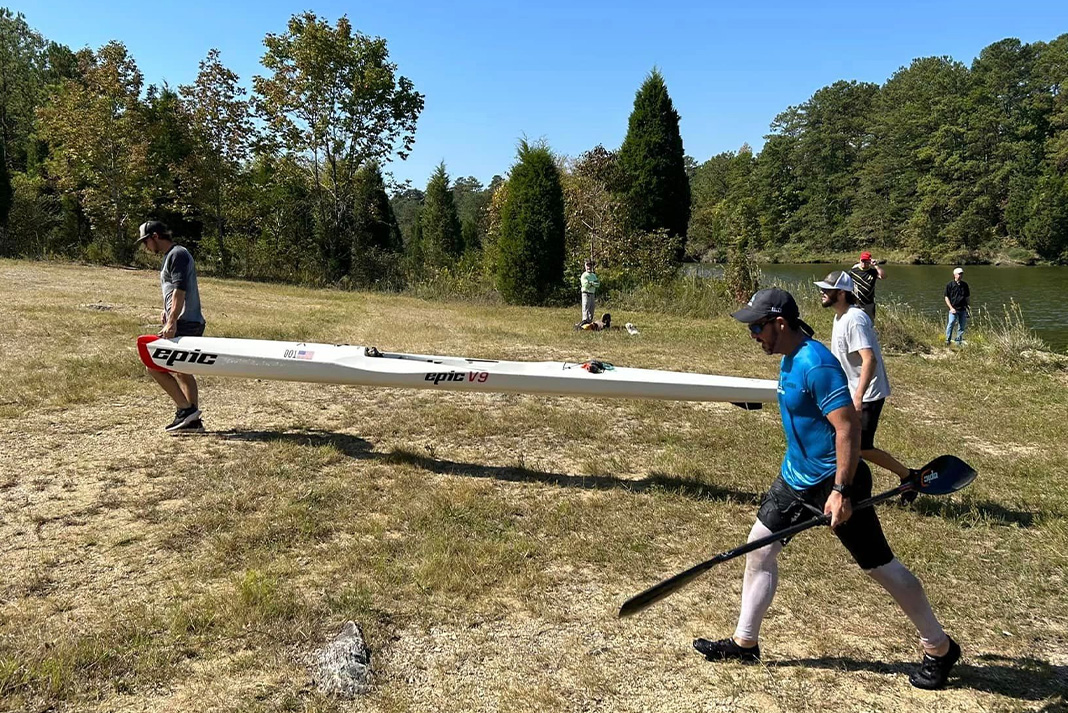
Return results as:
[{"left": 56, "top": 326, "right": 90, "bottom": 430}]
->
[
  {"left": 135, "top": 220, "right": 207, "bottom": 433},
  {"left": 692, "top": 288, "right": 960, "bottom": 690}
]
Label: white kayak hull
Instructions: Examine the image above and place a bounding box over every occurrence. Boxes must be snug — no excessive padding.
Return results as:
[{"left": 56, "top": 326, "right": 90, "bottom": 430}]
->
[{"left": 137, "top": 335, "right": 777, "bottom": 404}]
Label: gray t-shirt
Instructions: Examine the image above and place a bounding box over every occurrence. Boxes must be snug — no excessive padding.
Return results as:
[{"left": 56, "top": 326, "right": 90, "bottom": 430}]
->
[
  {"left": 830, "top": 306, "right": 890, "bottom": 403},
  {"left": 160, "top": 244, "right": 204, "bottom": 325}
]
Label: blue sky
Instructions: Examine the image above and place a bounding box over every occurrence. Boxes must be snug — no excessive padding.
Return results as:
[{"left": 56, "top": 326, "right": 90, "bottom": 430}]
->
[{"left": 17, "top": 0, "right": 1068, "bottom": 189}]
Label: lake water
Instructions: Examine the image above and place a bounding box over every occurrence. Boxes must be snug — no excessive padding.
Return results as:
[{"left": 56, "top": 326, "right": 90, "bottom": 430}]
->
[{"left": 688, "top": 263, "right": 1068, "bottom": 352}]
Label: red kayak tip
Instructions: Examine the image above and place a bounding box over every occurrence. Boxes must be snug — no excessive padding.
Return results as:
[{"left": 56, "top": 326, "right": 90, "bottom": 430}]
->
[{"left": 137, "top": 335, "right": 170, "bottom": 372}]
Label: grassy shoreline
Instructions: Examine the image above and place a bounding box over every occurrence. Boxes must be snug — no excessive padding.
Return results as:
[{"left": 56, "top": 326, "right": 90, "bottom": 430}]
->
[
  {"left": 1, "top": 259, "right": 1065, "bottom": 712},
  {"left": 693, "top": 247, "right": 1055, "bottom": 266}
]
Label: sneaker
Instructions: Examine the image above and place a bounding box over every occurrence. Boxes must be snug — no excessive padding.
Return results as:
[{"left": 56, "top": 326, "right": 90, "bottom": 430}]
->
[
  {"left": 169, "top": 418, "right": 205, "bottom": 435},
  {"left": 693, "top": 637, "right": 761, "bottom": 663},
  {"left": 909, "top": 637, "right": 961, "bottom": 690},
  {"left": 165, "top": 406, "right": 202, "bottom": 432}
]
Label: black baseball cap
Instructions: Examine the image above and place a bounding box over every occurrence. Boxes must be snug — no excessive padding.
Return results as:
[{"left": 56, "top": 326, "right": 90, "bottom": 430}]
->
[
  {"left": 731, "top": 287, "right": 815, "bottom": 336},
  {"left": 135, "top": 220, "right": 170, "bottom": 244}
]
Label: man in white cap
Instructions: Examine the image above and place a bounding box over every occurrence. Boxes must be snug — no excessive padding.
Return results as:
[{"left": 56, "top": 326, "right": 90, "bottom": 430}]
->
[
  {"left": 135, "top": 220, "right": 206, "bottom": 433},
  {"left": 944, "top": 268, "right": 970, "bottom": 346},
  {"left": 815, "top": 270, "right": 921, "bottom": 498}
]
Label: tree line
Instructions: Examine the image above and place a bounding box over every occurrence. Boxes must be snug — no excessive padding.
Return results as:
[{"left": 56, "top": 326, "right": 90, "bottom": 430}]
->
[
  {"left": 688, "top": 36, "right": 1068, "bottom": 264},
  {"left": 1, "top": 8, "right": 1065, "bottom": 310}
]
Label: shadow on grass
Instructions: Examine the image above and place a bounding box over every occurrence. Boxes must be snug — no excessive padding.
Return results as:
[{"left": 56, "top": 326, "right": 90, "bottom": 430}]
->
[
  {"left": 210, "top": 430, "right": 1047, "bottom": 527},
  {"left": 382, "top": 448, "right": 763, "bottom": 505},
  {"left": 211, "top": 428, "right": 762, "bottom": 505},
  {"left": 913, "top": 498, "right": 1037, "bottom": 528},
  {"left": 771, "top": 653, "right": 1067, "bottom": 704},
  {"left": 214, "top": 429, "right": 374, "bottom": 457}
]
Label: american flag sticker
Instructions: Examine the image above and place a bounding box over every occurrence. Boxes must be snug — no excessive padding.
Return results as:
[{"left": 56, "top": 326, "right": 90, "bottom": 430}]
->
[{"left": 296, "top": 350, "right": 315, "bottom": 360}]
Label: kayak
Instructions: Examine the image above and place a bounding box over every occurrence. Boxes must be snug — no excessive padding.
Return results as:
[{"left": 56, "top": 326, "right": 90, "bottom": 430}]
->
[{"left": 136, "top": 335, "right": 778, "bottom": 404}]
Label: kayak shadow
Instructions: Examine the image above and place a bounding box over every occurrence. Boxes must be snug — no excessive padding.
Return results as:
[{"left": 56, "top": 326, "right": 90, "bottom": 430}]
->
[
  {"left": 380, "top": 447, "right": 762, "bottom": 505},
  {"left": 212, "top": 429, "right": 762, "bottom": 505},
  {"left": 213, "top": 429, "right": 374, "bottom": 458},
  {"left": 770, "top": 653, "right": 1067, "bottom": 703}
]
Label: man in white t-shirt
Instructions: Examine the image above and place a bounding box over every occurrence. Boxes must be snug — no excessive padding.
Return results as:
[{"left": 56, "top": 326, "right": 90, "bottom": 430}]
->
[{"left": 815, "top": 270, "right": 919, "bottom": 496}]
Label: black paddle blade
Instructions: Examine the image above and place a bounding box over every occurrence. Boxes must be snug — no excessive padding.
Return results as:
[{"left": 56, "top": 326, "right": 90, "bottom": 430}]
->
[
  {"left": 618, "top": 563, "right": 713, "bottom": 618},
  {"left": 731, "top": 402, "right": 763, "bottom": 411},
  {"left": 913, "top": 455, "right": 977, "bottom": 495}
]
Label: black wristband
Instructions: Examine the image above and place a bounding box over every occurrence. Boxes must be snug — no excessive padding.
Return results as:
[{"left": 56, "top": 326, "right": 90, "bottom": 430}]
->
[{"left": 832, "top": 483, "right": 852, "bottom": 498}]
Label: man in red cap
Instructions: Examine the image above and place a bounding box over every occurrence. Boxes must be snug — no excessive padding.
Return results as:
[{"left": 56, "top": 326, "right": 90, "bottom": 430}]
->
[{"left": 849, "top": 251, "right": 885, "bottom": 322}]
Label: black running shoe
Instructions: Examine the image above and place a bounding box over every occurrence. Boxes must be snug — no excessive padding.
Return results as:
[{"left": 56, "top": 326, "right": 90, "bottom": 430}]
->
[
  {"left": 693, "top": 637, "right": 761, "bottom": 663},
  {"left": 169, "top": 418, "right": 205, "bottom": 435},
  {"left": 909, "top": 638, "right": 961, "bottom": 690},
  {"left": 165, "top": 406, "right": 202, "bottom": 432}
]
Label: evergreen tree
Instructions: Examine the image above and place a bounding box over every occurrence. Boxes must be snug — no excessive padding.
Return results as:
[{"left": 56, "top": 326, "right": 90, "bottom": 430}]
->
[
  {"left": 420, "top": 162, "right": 462, "bottom": 265},
  {"left": 497, "top": 140, "right": 565, "bottom": 305},
  {"left": 0, "top": 157, "right": 12, "bottom": 251},
  {"left": 451, "top": 175, "right": 489, "bottom": 252},
  {"left": 390, "top": 187, "right": 423, "bottom": 248},
  {"left": 617, "top": 69, "right": 690, "bottom": 260},
  {"left": 0, "top": 9, "right": 46, "bottom": 173},
  {"left": 353, "top": 161, "right": 403, "bottom": 253},
  {"left": 851, "top": 56, "right": 971, "bottom": 252},
  {"left": 777, "top": 80, "right": 878, "bottom": 249}
]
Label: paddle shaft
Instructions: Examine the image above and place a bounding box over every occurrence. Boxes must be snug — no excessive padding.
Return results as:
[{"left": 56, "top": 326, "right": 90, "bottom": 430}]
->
[{"left": 618, "top": 480, "right": 911, "bottom": 617}]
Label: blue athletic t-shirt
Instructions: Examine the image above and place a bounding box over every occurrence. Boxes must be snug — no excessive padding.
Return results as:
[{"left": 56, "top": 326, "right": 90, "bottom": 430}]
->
[{"left": 777, "top": 337, "right": 853, "bottom": 489}]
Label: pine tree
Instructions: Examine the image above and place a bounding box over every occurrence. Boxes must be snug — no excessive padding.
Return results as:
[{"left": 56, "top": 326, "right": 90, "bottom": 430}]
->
[
  {"left": 497, "top": 140, "right": 565, "bottom": 305},
  {"left": 353, "top": 161, "right": 402, "bottom": 254},
  {"left": 420, "top": 162, "right": 462, "bottom": 266},
  {"left": 617, "top": 69, "right": 690, "bottom": 261},
  {"left": 0, "top": 157, "right": 12, "bottom": 253}
]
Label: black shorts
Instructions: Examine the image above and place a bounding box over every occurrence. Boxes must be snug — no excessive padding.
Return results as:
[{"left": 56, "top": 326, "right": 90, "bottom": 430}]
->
[
  {"left": 175, "top": 321, "right": 206, "bottom": 337},
  {"left": 860, "top": 398, "right": 885, "bottom": 451},
  {"left": 756, "top": 461, "right": 894, "bottom": 570}
]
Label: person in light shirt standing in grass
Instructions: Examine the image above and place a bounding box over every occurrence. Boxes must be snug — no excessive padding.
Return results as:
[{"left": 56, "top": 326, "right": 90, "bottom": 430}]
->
[
  {"left": 135, "top": 220, "right": 206, "bottom": 434},
  {"left": 580, "top": 260, "right": 600, "bottom": 325},
  {"left": 815, "top": 270, "right": 922, "bottom": 502}
]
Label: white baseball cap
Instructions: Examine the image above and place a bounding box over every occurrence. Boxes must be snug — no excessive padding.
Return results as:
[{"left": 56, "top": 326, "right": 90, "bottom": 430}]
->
[
  {"left": 953, "top": 267, "right": 964, "bottom": 275},
  {"left": 814, "top": 270, "right": 856, "bottom": 292}
]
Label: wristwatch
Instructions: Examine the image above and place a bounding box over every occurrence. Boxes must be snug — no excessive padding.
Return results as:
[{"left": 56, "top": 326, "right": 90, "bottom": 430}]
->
[{"left": 832, "top": 483, "right": 852, "bottom": 498}]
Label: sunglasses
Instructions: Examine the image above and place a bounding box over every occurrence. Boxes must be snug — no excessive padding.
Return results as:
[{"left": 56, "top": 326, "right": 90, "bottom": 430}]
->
[{"left": 748, "top": 318, "right": 775, "bottom": 335}]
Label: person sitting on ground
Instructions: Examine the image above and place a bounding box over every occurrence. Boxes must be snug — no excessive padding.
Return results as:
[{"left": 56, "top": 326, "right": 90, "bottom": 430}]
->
[{"left": 580, "top": 313, "right": 612, "bottom": 331}]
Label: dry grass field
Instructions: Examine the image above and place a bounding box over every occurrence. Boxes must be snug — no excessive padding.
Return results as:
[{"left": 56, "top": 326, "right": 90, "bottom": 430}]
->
[{"left": 1, "top": 259, "right": 1065, "bottom": 712}]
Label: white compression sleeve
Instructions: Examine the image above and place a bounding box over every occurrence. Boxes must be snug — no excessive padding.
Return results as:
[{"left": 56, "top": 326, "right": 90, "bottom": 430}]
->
[
  {"left": 733, "top": 520, "right": 782, "bottom": 644},
  {"left": 865, "top": 558, "right": 948, "bottom": 652}
]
